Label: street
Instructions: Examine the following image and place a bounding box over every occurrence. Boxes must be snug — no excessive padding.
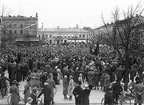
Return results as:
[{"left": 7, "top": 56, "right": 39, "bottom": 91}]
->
[{"left": 0, "top": 79, "right": 105, "bottom": 105}]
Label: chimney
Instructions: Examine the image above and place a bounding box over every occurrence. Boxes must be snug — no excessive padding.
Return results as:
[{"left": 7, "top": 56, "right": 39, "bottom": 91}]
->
[
  {"left": 57, "top": 26, "right": 59, "bottom": 29},
  {"left": 42, "top": 22, "right": 43, "bottom": 28},
  {"left": 36, "top": 13, "right": 38, "bottom": 17},
  {"left": 76, "top": 24, "right": 79, "bottom": 29}
]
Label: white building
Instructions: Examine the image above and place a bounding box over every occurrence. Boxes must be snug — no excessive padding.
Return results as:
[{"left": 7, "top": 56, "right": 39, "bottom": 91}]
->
[{"left": 38, "top": 26, "right": 91, "bottom": 44}]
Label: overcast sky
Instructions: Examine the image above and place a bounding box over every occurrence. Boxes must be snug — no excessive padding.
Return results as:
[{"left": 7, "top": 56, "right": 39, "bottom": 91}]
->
[{"left": 1, "top": 0, "right": 143, "bottom": 28}]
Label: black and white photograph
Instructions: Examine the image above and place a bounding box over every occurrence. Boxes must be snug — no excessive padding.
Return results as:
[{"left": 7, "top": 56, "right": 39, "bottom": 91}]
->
[{"left": 0, "top": 0, "right": 144, "bottom": 105}]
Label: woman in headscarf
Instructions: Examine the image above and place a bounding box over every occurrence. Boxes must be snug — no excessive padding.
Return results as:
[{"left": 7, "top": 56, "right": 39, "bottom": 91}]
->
[
  {"left": 68, "top": 75, "right": 75, "bottom": 100},
  {"left": 24, "top": 78, "right": 31, "bottom": 104},
  {"left": 63, "top": 75, "right": 69, "bottom": 99},
  {"left": 134, "top": 78, "right": 144, "bottom": 105}
]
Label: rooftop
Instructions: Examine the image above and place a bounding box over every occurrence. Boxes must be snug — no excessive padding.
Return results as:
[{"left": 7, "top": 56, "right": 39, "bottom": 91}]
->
[
  {"left": 2, "top": 15, "right": 38, "bottom": 21},
  {"left": 38, "top": 28, "right": 89, "bottom": 33}
]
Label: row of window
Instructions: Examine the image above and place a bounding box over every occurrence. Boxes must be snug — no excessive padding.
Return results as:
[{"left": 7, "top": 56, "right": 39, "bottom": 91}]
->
[
  {"left": 40, "top": 34, "right": 88, "bottom": 39},
  {"left": 6, "top": 30, "right": 36, "bottom": 35},
  {"left": 7, "top": 30, "right": 23, "bottom": 34},
  {"left": 47, "top": 40, "right": 67, "bottom": 44},
  {"left": 9, "top": 24, "right": 24, "bottom": 28},
  {"left": 46, "top": 40, "right": 87, "bottom": 44}
]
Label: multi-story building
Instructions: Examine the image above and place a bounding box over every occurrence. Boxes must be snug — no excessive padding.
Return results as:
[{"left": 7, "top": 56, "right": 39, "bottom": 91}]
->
[
  {"left": 2, "top": 13, "right": 39, "bottom": 44},
  {"left": 94, "top": 15, "right": 144, "bottom": 45},
  {"left": 38, "top": 26, "right": 92, "bottom": 44}
]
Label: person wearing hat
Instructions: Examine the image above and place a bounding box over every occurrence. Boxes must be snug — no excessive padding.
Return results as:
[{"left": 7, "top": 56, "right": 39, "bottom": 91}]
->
[
  {"left": 68, "top": 75, "right": 75, "bottom": 100},
  {"left": 63, "top": 75, "right": 69, "bottom": 99},
  {"left": 73, "top": 81, "right": 83, "bottom": 105},
  {"left": 0, "top": 72, "right": 10, "bottom": 97},
  {"left": 53, "top": 67, "right": 58, "bottom": 85},
  {"left": 112, "top": 79, "right": 123, "bottom": 104},
  {"left": 47, "top": 74, "right": 56, "bottom": 104},
  {"left": 79, "top": 83, "right": 91, "bottom": 105},
  {"left": 38, "top": 82, "right": 52, "bottom": 105},
  {"left": 29, "top": 86, "right": 37, "bottom": 105},
  {"left": 104, "top": 87, "right": 114, "bottom": 105},
  {"left": 25, "top": 97, "right": 33, "bottom": 105},
  {"left": 9, "top": 80, "right": 19, "bottom": 105},
  {"left": 40, "top": 72, "right": 48, "bottom": 87},
  {"left": 23, "top": 78, "right": 31, "bottom": 104},
  {"left": 134, "top": 79, "right": 144, "bottom": 105}
]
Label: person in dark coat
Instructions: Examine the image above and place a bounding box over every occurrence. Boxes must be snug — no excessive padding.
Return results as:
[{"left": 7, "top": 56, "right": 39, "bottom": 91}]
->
[
  {"left": 22, "top": 62, "right": 29, "bottom": 81},
  {"left": 10, "top": 62, "right": 17, "bottom": 85},
  {"left": 134, "top": 79, "right": 144, "bottom": 105},
  {"left": 29, "top": 87, "right": 37, "bottom": 105},
  {"left": 73, "top": 81, "right": 83, "bottom": 105},
  {"left": 104, "top": 87, "right": 114, "bottom": 105},
  {"left": 79, "top": 84, "right": 91, "bottom": 105},
  {"left": 38, "top": 82, "right": 52, "bottom": 105},
  {"left": 40, "top": 72, "right": 47, "bottom": 87},
  {"left": 115, "top": 65, "right": 124, "bottom": 81},
  {"left": 53, "top": 67, "right": 58, "bottom": 85},
  {"left": 8, "top": 62, "right": 12, "bottom": 80},
  {"left": 0, "top": 72, "right": 10, "bottom": 97},
  {"left": 10, "top": 80, "right": 19, "bottom": 105},
  {"left": 112, "top": 79, "right": 123, "bottom": 103}
]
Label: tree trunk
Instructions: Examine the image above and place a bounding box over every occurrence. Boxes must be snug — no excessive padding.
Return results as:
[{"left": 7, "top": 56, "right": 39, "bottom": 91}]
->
[{"left": 123, "top": 52, "right": 129, "bottom": 91}]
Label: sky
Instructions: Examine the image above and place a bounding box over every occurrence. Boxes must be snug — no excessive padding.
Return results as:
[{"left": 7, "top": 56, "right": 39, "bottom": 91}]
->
[{"left": 1, "top": 0, "right": 143, "bottom": 28}]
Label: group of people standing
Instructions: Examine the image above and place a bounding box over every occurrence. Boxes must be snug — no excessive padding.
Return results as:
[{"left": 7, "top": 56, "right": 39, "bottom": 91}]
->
[{"left": 1, "top": 44, "right": 144, "bottom": 105}]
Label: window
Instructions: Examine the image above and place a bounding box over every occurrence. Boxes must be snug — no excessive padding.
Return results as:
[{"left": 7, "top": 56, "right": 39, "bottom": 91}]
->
[
  {"left": 50, "top": 34, "right": 52, "bottom": 38},
  {"left": 83, "top": 34, "right": 85, "bottom": 38},
  {"left": 14, "top": 30, "right": 17, "bottom": 34},
  {"left": 9, "top": 24, "right": 11, "bottom": 28},
  {"left": 14, "top": 24, "right": 17, "bottom": 28},
  {"left": 20, "top": 30, "right": 23, "bottom": 34},
  {"left": 57, "top": 40, "right": 59, "bottom": 44},
  {"left": 39, "top": 35, "right": 41, "bottom": 38},
  {"left": 50, "top": 40, "right": 52, "bottom": 44},
  {"left": 3, "top": 30, "right": 6, "bottom": 34},
  {"left": 79, "top": 34, "right": 81, "bottom": 38},
  {"left": 64, "top": 40, "right": 67, "bottom": 43},
  {"left": 20, "top": 24, "right": 23, "bottom": 28},
  {"left": 9, "top": 30, "right": 12, "bottom": 34}
]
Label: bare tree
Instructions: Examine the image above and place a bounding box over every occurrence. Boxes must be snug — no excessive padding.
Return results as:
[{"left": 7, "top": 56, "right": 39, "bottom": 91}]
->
[
  {"left": 99, "top": 3, "right": 144, "bottom": 88},
  {"left": 0, "top": 2, "right": 13, "bottom": 47}
]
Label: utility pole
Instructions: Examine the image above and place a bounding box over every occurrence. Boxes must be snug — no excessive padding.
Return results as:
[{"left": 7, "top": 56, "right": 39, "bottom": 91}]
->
[{"left": 0, "top": 17, "right": 3, "bottom": 50}]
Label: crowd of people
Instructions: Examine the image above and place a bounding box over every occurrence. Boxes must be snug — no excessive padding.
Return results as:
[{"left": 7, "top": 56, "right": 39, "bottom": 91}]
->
[{"left": 0, "top": 43, "right": 144, "bottom": 105}]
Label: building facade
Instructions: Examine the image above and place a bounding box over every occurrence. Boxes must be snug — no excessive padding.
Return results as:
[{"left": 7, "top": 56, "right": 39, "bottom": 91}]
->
[
  {"left": 38, "top": 26, "right": 92, "bottom": 44},
  {"left": 94, "top": 15, "right": 144, "bottom": 45},
  {"left": 2, "top": 13, "right": 39, "bottom": 43}
]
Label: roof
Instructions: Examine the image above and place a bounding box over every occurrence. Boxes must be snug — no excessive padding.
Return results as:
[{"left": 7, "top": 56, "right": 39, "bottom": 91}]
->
[
  {"left": 15, "top": 37, "right": 39, "bottom": 42},
  {"left": 97, "top": 15, "right": 144, "bottom": 29},
  {"left": 2, "top": 16, "right": 38, "bottom": 21},
  {"left": 38, "top": 28, "right": 89, "bottom": 33}
]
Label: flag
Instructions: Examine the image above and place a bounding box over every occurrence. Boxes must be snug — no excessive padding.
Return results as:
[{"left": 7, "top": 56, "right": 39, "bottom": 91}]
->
[{"left": 94, "top": 42, "right": 99, "bottom": 56}]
